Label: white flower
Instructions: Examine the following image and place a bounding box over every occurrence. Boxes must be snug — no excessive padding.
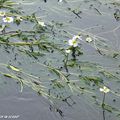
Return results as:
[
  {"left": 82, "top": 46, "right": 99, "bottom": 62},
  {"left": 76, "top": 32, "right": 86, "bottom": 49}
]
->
[
  {"left": 68, "top": 35, "right": 81, "bottom": 47},
  {"left": 38, "top": 21, "right": 46, "bottom": 27},
  {"left": 65, "top": 49, "right": 71, "bottom": 53},
  {"left": 0, "top": 11, "right": 5, "bottom": 16},
  {"left": 59, "top": 0, "right": 63, "bottom": 2},
  {"left": 3, "top": 16, "right": 14, "bottom": 23},
  {"left": 16, "top": 16, "right": 23, "bottom": 21},
  {"left": 68, "top": 39, "right": 78, "bottom": 47},
  {"left": 72, "top": 35, "right": 81, "bottom": 40},
  {"left": 86, "top": 37, "right": 93, "bottom": 43},
  {"left": 100, "top": 86, "right": 110, "bottom": 93}
]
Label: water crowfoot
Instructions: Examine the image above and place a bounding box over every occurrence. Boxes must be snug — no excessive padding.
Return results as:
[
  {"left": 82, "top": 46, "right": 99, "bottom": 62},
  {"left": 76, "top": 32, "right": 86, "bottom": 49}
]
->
[
  {"left": 67, "top": 35, "right": 82, "bottom": 60},
  {"left": 38, "top": 21, "right": 46, "bottom": 27},
  {"left": 68, "top": 35, "right": 82, "bottom": 47},
  {"left": 58, "top": 0, "right": 63, "bottom": 3},
  {"left": 100, "top": 86, "right": 110, "bottom": 93},
  {"left": 86, "top": 36, "right": 93, "bottom": 43},
  {"left": 100, "top": 86, "right": 110, "bottom": 120},
  {"left": 3, "top": 16, "right": 14, "bottom": 23},
  {"left": 0, "top": 1, "right": 120, "bottom": 119},
  {"left": 16, "top": 16, "right": 23, "bottom": 21},
  {"left": 65, "top": 49, "right": 71, "bottom": 54}
]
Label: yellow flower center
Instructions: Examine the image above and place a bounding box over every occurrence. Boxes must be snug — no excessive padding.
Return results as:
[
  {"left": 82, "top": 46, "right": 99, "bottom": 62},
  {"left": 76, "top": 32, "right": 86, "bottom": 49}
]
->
[
  {"left": 6, "top": 17, "right": 11, "bottom": 21},
  {"left": 72, "top": 40, "right": 77, "bottom": 44}
]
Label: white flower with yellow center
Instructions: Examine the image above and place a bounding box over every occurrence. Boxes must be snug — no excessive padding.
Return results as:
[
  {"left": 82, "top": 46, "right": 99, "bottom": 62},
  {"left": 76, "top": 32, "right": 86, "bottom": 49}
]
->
[
  {"left": 68, "top": 35, "right": 81, "bottom": 47},
  {"left": 0, "top": 11, "right": 5, "bottom": 16},
  {"left": 86, "top": 37, "right": 93, "bottom": 43},
  {"left": 65, "top": 49, "right": 71, "bottom": 53},
  {"left": 3, "top": 16, "right": 14, "bottom": 23},
  {"left": 38, "top": 21, "right": 46, "bottom": 27},
  {"left": 100, "top": 86, "right": 110, "bottom": 93}
]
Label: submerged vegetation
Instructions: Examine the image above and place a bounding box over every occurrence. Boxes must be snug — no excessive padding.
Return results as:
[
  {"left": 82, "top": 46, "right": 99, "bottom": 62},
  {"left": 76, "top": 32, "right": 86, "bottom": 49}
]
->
[{"left": 0, "top": 0, "right": 120, "bottom": 119}]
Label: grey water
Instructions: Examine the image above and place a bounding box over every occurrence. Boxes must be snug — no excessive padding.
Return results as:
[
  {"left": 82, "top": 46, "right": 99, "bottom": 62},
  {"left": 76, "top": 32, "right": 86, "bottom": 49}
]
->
[{"left": 0, "top": 0, "right": 120, "bottom": 120}]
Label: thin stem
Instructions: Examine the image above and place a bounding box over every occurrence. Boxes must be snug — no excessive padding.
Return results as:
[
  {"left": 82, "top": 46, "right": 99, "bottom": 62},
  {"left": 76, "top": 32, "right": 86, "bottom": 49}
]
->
[
  {"left": 102, "top": 93, "right": 106, "bottom": 120},
  {"left": 64, "top": 54, "right": 69, "bottom": 72},
  {"left": 72, "top": 47, "right": 76, "bottom": 60}
]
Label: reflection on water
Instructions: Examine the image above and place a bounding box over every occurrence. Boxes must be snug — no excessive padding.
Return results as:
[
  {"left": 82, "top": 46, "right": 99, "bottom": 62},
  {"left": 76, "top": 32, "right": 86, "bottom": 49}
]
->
[{"left": 0, "top": 0, "right": 120, "bottom": 120}]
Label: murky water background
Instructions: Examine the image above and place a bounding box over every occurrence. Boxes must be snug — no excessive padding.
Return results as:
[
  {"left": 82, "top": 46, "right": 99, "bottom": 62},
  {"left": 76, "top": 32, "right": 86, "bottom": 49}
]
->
[{"left": 0, "top": 0, "right": 120, "bottom": 120}]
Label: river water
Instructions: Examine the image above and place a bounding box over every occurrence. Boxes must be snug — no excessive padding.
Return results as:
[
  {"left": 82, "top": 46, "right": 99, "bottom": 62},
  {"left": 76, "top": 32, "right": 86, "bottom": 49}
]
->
[{"left": 0, "top": 0, "right": 120, "bottom": 120}]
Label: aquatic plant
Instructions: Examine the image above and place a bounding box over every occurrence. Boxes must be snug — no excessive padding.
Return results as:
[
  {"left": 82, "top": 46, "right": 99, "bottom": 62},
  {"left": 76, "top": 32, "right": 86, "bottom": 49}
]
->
[
  {"left": 3, "top": 16, "right": 14, "bottom": 23},
  {"left": 0, "top": 0, "right": 120, "bottom": 119}
]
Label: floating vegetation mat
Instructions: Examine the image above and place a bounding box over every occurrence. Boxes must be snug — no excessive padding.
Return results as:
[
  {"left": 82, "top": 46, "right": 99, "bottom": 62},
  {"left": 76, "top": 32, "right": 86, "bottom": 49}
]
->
[{"left": 0, "top": 0, "right": 120, "bottom": 119}]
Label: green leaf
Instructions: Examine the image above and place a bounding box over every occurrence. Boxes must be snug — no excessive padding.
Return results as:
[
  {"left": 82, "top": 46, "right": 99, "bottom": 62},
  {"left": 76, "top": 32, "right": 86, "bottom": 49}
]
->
[
  {"left": 4, "top": 73, "right": 13, "bottom": 78},
  {"left": 8, "top": 65, "right": 20, "bottom": 72},
  {"left": 81, "top": 76, "right": 103, "bottom": 85},
  {"left": 104, "top": 104, "right": 119, "bottom": 113}
]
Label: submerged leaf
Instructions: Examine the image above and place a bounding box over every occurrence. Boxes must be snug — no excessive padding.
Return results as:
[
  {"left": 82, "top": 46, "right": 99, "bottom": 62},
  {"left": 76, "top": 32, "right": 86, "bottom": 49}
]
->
[
  {"left": 104, "top": 104, "right": 119, "bottom": 113},
  {"left": 81, "top": 76, "right": 103, "bottom": 85},
  {"left": 8, "top": 65, "right": 20, "bottom": 72},
  {"left": 4, "top": 73, "right": 13, "bottom": 78}
]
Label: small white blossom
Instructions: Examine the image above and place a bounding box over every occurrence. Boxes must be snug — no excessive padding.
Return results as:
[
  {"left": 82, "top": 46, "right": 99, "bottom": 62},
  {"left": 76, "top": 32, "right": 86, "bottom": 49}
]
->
[
  {"left": 0, "top": 11, "right": 5, "bottom": 16},
  {"left": 16, "top": 16, "right": 23, "bottom": 21},
  {"left": 65, "top": 49, "right": 71, "bottom": 53},
  {"left": 3, "top": 16, "right": 14, "bottom": 23},
  {"left": 86, "top": 37, "right": 93, "bottom": 43},
  {"left": 68, "top": 39, "right": 78, "bottom": 47},
  {"left": 72, "top": 35, "right": 81, "bottom": 40},
  {"left": 68, "top": 35, "right": 81, "bottom": 47},
  {"left": 59, "top": 0, "right": 63, "bottom": 2},
  {"left": 38, "top": 21, "right": 46, "bottom": 27},
  {"left": 100, "top": 86, "right": 110, "bottom": 93}
]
